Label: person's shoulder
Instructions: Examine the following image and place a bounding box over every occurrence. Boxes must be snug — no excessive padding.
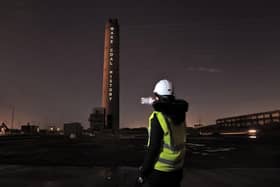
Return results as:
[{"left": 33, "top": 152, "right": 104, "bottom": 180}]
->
[
  {"left": 149, "top": 111, "right": 160, "bottom": 121},
  {"left": 173, "top": 99, "right": 189, "bottom": 112},
  {"left": 152, "top": 99, "right": 189, "bottom": 112},
  {"left": 174, "top": 99, "right": 188, "bottom": 105},
  {"left": 152, "top": 100, "right": 166, "bottom": 112}
]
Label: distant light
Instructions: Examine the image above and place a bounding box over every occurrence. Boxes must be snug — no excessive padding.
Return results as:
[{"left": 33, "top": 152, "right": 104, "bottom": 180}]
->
[
  {"left": 249, "top": 135, "right": 257, "bottom": 139},
  {"left": 248, "top": 129, "right": 257, "bottom": 134},
  {"left": 57, "top": 128, "right": 60, "bottom": 132},
  {"left": 50, "top": 127, "right": 54, "bottom": 131},
  {"left": 70, "top": 133, "right": 76, "bottom": 139}
]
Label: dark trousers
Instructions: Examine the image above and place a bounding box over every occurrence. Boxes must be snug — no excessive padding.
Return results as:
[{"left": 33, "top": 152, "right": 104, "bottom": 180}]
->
[{"left": 145, "top": 169, "right": 183, "bottom": 187}]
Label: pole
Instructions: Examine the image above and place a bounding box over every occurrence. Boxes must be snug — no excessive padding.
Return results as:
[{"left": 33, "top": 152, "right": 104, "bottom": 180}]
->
[{"left": 11, "top": 106, "right": 15, "bottom": 129}]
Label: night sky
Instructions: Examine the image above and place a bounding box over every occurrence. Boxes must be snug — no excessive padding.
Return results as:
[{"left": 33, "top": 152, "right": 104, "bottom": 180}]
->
[{"left": 1, "top": 0, "right": 280, "bottom": 129}]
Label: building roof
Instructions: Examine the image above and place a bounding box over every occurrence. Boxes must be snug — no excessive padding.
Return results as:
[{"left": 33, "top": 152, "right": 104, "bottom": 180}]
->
[{"left": 217, "top": 109, "right": 280, "bottom": 121}]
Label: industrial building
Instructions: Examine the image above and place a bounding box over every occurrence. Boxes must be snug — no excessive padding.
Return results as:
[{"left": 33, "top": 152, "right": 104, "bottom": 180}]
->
[
  {"left": 197, "top": 110, "right": 280, "bottom": 136},
  {"left": 89, "top": 107, "right": 105, "bottom": 131},
  {"left": 64, "top": 123, "right": 83, "bottom": 137},
  {"left": 217, "top": 110, "right": 280, "bottom": 129},
  {"left": 21, "top": 123, "right": 40, "bottom": 134},
  {"left": 102, "top": 19, "right": 120, "bottom": 133}
]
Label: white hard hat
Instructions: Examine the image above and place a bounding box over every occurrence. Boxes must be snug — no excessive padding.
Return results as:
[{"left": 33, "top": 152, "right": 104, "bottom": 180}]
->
[{"left": 153, "top": 79, "right": 174, "bottom": 96}]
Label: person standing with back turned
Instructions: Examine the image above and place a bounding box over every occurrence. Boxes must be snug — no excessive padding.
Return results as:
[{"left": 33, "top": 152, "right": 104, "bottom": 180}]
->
[{"left": 138, "top": 79, "right": 189, "bottom": 187}]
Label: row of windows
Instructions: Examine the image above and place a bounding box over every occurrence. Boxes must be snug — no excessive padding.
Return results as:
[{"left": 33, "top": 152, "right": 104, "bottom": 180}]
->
[
  {"left": 217, "top": 113, "right": 280, "bottom": 124},
  {"left": 272, "top": 112, "right": 280, "bottom": 117},
  {"left": 218, "top": 117, "right": 280, "bottom": 124},
  {"left": 220, "top": 118, "right": 280, "bottom": 127}
]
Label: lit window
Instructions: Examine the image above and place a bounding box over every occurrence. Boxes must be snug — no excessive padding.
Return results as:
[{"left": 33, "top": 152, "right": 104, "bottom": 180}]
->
[
  {"left": 110, "top": 71, "right": 113, "bottom": 74},
  {"left": 264, "top": 114, "right": 270, "bottom": 118},
  {"left": 110, "top": 32, "right": 114, "bottom": 35},
  {"left": 259, "top": 120, "right": 264, "bottom": 125},
  {"left": 110, "top": 27, "right": 114, "bottom": 31},
  {"left": 109, "top": 97, "right": 112, "bottom": 101},
  {"left": 258, "top": 115, "right": 264, "bottom": 119},
  {"left": 110, "top": 35, "right": 114, "bottom": 39},
  {"left": 272, "top": 112, "right": 280, "bottom": 117},
  {"left": 110, "top": 53, "right": 113, "bottom": 57},
  {"left": 109, "top": 88, "right": 112, "bottom": 92},
  {"left": 265, "top": 119, "right": 271, "bottom": 124},
  {"left": 110, "top": 48, "right": 113, "bottom": 52},
  {"left": 110, "top": 61, "right": 113, "bottom": 65},
  {"left": 110, "top": 40, "right": 113, "bottom": 44},
  {"left": 109, "top": 93, "right": 112, "bottom": 96}
]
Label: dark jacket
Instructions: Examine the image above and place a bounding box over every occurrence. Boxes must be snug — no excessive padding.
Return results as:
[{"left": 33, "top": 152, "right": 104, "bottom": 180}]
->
[{"left": 141, "top": 98, "right": 188, "bottom": 183}]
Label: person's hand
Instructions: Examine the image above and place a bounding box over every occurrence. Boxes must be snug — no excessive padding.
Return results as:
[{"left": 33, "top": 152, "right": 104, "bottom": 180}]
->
[
  {"left": 137, "top": 176, "right": 144, "bottom": 184},
  {"left": 136, "top": 166, "right": 145, "bottom": 185}
]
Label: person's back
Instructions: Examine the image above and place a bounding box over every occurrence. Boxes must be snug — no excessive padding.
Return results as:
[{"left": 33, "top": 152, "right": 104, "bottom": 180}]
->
[{"left": 139, "top": 79, "right": 188, "bottom": 187}]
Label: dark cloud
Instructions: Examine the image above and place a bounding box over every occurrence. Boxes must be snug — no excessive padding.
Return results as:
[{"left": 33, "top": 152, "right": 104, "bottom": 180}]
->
[{"left": 186, "top": 67, "right": 222, "bottom": 73}]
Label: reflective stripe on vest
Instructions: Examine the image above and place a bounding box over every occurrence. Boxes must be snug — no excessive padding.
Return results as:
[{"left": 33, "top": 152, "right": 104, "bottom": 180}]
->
[
  {"left": 158, "top": 157, "right": 183, "bottom": 165},
  {"left": 147, "top": 111, "right": 186, "bottom": 172},
  {"left": 163, "top": 143, "right": 185, "bottom": 152}
]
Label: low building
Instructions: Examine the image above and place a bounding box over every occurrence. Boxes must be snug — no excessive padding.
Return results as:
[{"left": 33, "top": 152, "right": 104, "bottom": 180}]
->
[
  {"left": 186, "top": 110, "right": 280, "bottom": 137},
  {"left": 64, "top": 122, "right": 83, "bottom": 137},
  {"left": 21, "top": 123, "right": 40, "bottom": 134},
  {"left": 217, "top": 110, "right": 280, "bottom": 129},
  {"left": 89, "top": 107, "right": 105, "bottom": 131}
]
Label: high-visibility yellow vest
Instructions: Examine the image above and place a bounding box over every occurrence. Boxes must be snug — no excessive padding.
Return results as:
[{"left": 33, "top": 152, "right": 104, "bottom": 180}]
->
[{"left": 147, "top": 111, "right": 186, "bottom": 172}]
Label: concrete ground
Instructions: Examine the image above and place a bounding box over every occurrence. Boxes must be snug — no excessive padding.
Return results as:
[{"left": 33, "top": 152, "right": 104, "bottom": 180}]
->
[
  {"left": 0, "top": 165, "right": 279, "bottom": 187},
  {"left": 1, "top": 135, "right": 280, "bottom": 186}
]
